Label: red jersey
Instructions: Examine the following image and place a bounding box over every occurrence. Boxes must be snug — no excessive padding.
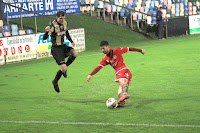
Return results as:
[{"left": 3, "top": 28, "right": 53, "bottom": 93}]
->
[
  {"left": 89, "top": 47, "right": 142, "bottom": 76},
  {"left": 98, "top": 47, "right": 129, "bottom": 73}
]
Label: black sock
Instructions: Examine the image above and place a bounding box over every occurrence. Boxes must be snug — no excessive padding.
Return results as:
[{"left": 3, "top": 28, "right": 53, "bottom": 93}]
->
[
  {"left": 53, "top": 70, "right": 62, "bottom": 82},
  {"left": 66, "top": 56, "right": 76, "bottom": 66}
]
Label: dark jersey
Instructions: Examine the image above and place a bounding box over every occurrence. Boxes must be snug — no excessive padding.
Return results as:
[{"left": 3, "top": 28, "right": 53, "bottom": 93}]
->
[{"left": 43, "top": 19, "right": 73, "bottom": 46}]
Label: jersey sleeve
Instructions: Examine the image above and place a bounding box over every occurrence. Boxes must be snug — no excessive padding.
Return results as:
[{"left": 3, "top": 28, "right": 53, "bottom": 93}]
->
[
  {"left": 98, "top": 57, "right": 108, "bottom": 67},
  {"left": 114, "top": 47, "right": 129, "bottom": 54}
]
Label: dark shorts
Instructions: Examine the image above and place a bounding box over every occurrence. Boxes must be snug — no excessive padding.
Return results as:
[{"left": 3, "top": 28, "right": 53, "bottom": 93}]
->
[{"left": 51, "top": 45, "right": 73, "bottom": 65}]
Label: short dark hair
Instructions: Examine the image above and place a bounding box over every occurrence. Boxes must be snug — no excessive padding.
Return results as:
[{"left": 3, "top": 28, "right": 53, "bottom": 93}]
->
[
  {"left": 56, "top": 11, "right": 65, "bottom": 17},
  {"left": 100, "top": 40, "right": 109, "bottom": 46}
]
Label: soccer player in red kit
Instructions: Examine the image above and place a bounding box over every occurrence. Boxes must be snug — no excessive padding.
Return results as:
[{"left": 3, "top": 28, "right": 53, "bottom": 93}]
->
[{"left": 87, "top": 41, "right": 145, "bottom": 107}]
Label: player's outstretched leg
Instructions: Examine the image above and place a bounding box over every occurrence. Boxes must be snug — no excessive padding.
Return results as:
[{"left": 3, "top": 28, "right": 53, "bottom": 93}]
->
[
  {"left": 52, "top": 70, "right": 62, "bottom": 93},
  {"left": 117, "top": 83, "right": 130, "bottom": 106}
]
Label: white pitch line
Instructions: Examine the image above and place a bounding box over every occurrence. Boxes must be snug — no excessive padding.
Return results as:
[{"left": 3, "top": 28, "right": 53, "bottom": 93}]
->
[{"left": 0, "top": 120, "right": 200, "bottom": 128}]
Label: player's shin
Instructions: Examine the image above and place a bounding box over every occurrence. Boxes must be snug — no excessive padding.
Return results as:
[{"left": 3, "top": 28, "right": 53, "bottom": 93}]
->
[
  {"left": 119, "top": 83, "right": 129, "bottom": 97},
  {"left": 54, "top": 70, "right": 62, "bottom": 83},
  {"left": 52, "top": 70, "right": 62, "bottom": 93},
  {"left": 66, "top": 56, "right": 76, "bottom": 66},
  {"left": 117, "top": 83, "right": 129, "bottom": 105}
]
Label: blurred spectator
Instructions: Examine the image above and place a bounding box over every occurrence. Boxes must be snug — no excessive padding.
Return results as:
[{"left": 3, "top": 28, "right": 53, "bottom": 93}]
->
[{"left": 156, "top": 6, "right": 167, "bottom": 39}]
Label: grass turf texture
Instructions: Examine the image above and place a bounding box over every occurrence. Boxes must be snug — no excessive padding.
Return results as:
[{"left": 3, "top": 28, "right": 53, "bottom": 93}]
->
[{"left": 1, "top": 14, "right": 200, "bottom": 132}]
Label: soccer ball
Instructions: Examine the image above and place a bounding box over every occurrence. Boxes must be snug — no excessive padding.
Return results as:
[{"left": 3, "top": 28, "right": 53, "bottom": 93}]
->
[{"left": 106, "top": 98, "right": 117, "bottom": 109}]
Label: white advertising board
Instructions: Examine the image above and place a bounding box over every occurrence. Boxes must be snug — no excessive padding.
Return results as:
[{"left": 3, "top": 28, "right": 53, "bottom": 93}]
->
[
  {"left": 0, "top": 38, "right": 6, "bottom": 65},
  {"left": 189, "top": 15, "right": 200, "bottom": 34},
  {"left": 4, "top": 35, "right": 37, "bottom": 63}
]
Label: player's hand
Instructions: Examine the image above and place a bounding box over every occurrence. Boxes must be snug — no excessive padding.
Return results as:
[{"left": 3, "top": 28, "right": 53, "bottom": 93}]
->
[
  {"left": 141, "top": 49, "right": 145, "bottom": 55},
  {"left": 71, "top": 42, "right": 75, "bottom": 47},
  {"left": 45, "top": 26, "right": 50, "bottom": 32},
  {"left": 87, "top": 75, "right": 92, "bottom": 82}
]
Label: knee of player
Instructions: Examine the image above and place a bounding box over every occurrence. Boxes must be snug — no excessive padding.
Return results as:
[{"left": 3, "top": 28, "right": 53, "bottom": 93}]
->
[
  {"left": 73, "top": 50, "right": 78, "bottom": 57},
  {"left": 60, "top": 65, "right": 67, "bottom": 72}
]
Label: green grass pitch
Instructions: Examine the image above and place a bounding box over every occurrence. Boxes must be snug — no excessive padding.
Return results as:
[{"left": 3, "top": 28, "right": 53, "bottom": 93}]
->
[{"left": 1, "top": 14, "right": 200, "bottom": 132}]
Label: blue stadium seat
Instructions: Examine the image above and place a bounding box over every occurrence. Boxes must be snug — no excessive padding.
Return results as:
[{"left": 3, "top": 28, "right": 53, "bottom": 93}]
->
[
  {"left": 0, "top": 33, "right": 3, "bottom": 37},
  {"left": 152, "top": 17, "right": 156, "bottom": 24},
  {"left": 125, "top": 9, "right": 130, "bottom": 17},
  {"left": 152, "top": 11, "right": 157, "bottom": 16},
  {"left": 159, "top": 1, "right": 163, "bottom": 6},
  {"left": 163, "top": 5, "right": 167, "bottom": 9},
  {"left": 132, "top": 3, "right": 136, "bottom": 8},
  {"left": 134, "top": 0, "right": 138, "bottom": 4},
  {"left": 145, "top": 6, "right": 149, "bottom": 13},
  {"left": 80, "top": 0, "right": 85, "bottom": 5},
  {"left": 120, "top": 8, "right": 125, "bottom": 17},
  {"left": 150, "top": 1, "right": 155, "bottom": 7},
  {"left": 12, "top": 31, "right": 18, "bottom": 36},
  {"left": 176, "top": 3, "right": 180, "bottom": 8},
  {"left": 149, "top": 6, "right": 154, "bottom": 12},
  {"left": 110, "top": 0, "right": 114, "bottom": 4},
  {"left": 4, "top": 25, "right": 11, "bottom": 32},
  {"left": 141, "top": 1, "right": 146, "bottom": 7},
  {"left": 153, "top": 6, "right": 158, "bottom": 11},
  {"left": 112, "top": 5, "right": 117, "bottom": 12},
  {"left": 114, "top": 0, "right": 119, "bottom": 5},
  {"left": 11, "top": 24, "right": 18, "bottom": 30},
  {"left": 184, "top": 2, "right": 188, "bottom": 7},
  {"left": 137, "top": 13, "right": 142, "bottom": 20},
  {"left": 94, "top": 1, "right": 99, "bottom": 9},
  {"left": 26, "top": 29, "right": 33, "bottom": 34},
  {"left": 104, "top": 0, "right": 109, "bottom": 8},
  {"left": 11, "top": 24, "right": 18, "bottom": 36},
  {"left": 167, "top": 9, "right": 171, "bottom": 14},
  {"left": 192, "top": 2, "right": 196, "bottom": 6},
  {"left": 127, "top": 3, "right": 131, "bottom": 8},
  {"left": 184, "top": 7, "right": 188, "bottom": 12}
]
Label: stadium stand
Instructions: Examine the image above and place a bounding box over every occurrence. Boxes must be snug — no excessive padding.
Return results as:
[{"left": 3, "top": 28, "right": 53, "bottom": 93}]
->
[
  {"left": 81, "top": 0, "right": 200, "bottom": 20},
  {"left": 79, "top": 0, "right": 200, "bottom": 38}
]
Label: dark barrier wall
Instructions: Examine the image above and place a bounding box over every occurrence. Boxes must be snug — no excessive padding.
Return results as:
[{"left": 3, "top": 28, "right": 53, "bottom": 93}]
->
[{"left": 167, "top": 17, "right": 189, "bottom": 37}]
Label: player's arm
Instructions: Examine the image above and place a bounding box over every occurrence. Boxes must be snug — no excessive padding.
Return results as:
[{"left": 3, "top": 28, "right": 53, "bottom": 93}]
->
[
  {"left": 43, "top": 24, "right": 54, "bottom": 40},
  {"left": 43, "top": 26, "right": 50, "bottom": 40},
  {"left": 129, "top": 47, "right": 145, "bottom": 55},
  {"left": 66, "top": 30, "right": 75, "bottom": 47},
  {"left": 87, "top": 66, "right": 103, "bottom": 82}
]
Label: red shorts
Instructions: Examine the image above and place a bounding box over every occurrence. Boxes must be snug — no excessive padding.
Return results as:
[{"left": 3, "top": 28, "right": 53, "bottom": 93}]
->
[{"left": 115, "top": 68, "right": 132, "bottom": 85}]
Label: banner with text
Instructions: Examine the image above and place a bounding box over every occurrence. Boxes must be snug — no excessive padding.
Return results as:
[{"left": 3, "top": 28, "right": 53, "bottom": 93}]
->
[
  {"left": 4, "top": 35, "right": 37, "bottom": 63},
  {"left": 0, "top": 38, "right": 6, "bottom": 65},
  {"left": 1, "top": 0, "right": 80, "bottom": 19}
]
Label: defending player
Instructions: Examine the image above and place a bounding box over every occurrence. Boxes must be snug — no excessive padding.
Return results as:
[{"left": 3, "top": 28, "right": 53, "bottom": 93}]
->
[
  {"left": 87, "top": 41, "right": 145, "bottom": 106},
  {"left": 43, "top": 11, "right": 77, "bottom": 93}
]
